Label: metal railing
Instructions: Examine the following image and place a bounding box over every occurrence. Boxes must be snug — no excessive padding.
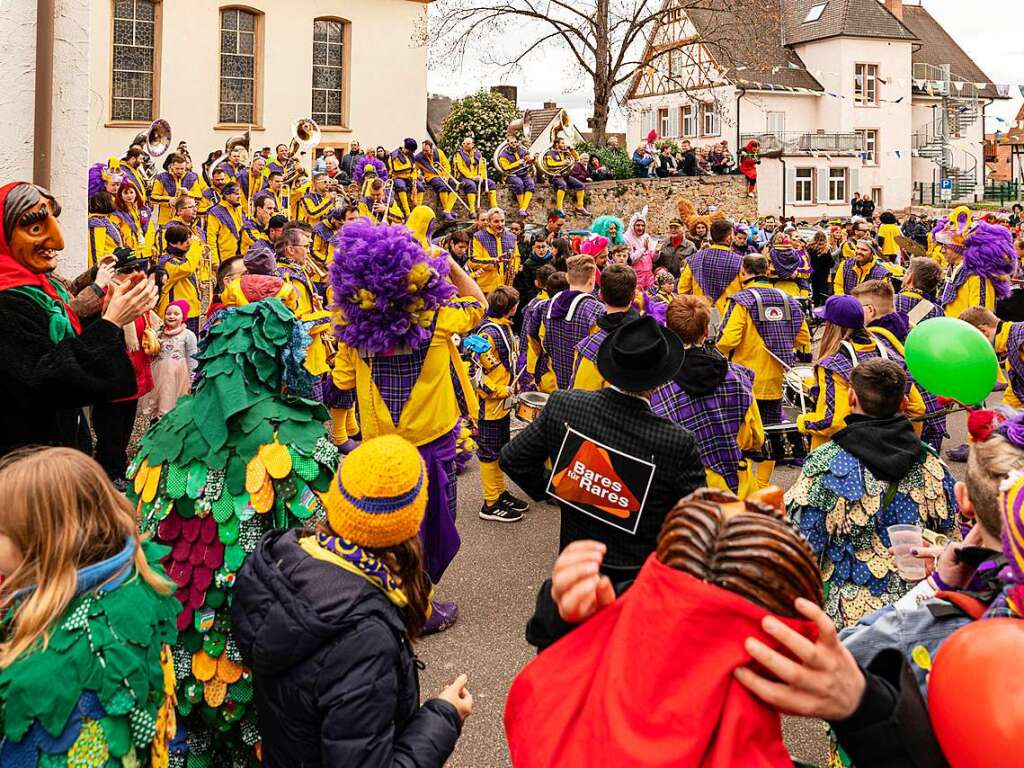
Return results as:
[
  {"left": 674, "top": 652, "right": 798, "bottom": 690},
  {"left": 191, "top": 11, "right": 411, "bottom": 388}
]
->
[
  {"left": 740, "top": 131, "right": 865, "bottom": 156},
  {"left": 982, "top": 181, "right": 1024, "bottom": 205}
]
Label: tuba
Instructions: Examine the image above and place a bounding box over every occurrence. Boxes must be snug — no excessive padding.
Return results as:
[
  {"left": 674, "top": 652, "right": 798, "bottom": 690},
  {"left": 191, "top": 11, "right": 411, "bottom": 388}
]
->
[
  {"left": 145, "top": 119, "right": 173, "bottom": 158},
  {"left": 225, "top": 129, "right": 251, "bottom": 163},
  {"left": 536, "top": 110, "right": 575, "bottom": 178},
  {"left": 282, "top": 118, "right": 321, "bottom": 186},
  {"left": 493, "top": 118, "right": 532, "bottom": 180}
]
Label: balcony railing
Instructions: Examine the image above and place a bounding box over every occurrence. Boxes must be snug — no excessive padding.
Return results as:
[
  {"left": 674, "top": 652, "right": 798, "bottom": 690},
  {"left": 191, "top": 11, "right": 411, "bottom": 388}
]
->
[{"left": 740, "top": 131, "right": 865, "bottom": 156}]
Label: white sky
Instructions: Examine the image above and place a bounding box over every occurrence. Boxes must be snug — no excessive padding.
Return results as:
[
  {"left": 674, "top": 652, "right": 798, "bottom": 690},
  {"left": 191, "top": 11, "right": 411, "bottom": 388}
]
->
[{"left": 427, "top": 0, "right": 1023, "bottom": 134}]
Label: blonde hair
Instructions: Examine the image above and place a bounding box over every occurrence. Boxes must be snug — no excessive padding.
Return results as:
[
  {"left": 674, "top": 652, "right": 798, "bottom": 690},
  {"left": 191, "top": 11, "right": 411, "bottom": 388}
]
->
[
  {"left": 0, "top": 448, "right": 172, "bottom": 667},
  {"left": 815, "top": 322, "right": 854, "bottom": 363},
  {"left": 966, "top": 434, "right": 1024, "bottom": 537},
  {"left": 566, "top": 254, "right": 596, "bottom": 285}
]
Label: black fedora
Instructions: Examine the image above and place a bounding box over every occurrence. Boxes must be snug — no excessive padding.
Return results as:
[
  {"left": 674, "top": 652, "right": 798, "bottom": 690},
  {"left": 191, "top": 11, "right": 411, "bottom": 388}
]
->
[{"left": 596, "top": 315, "right": 685, "bottom": 391}]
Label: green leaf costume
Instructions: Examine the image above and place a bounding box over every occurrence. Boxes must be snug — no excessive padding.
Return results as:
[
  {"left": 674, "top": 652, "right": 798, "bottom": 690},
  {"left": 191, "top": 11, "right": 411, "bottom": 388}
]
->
[{"left": 126, "top": 300, "right": 338, "bottom": 767}]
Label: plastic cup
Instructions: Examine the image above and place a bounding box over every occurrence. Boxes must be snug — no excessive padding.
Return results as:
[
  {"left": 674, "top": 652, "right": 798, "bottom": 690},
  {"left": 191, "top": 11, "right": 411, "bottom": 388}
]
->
[{"left": 887, "top": 524, "right": 926, "bottom": 581}]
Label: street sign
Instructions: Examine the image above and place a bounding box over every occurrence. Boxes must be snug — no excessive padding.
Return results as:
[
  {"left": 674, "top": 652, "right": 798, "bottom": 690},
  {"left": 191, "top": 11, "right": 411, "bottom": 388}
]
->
[{"left": 940, "top": 178, "right": 953, "bottom": 191}]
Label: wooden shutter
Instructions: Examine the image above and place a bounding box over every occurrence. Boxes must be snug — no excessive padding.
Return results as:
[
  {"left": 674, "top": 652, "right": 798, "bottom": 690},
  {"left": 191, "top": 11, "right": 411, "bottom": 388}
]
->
[
  {"left": 816, "top": 168, "right": 829, "bottom": 203},
  {"left": 849, "top": 166, "right": 860, "bottom": 201},
  {"left": 785, "top": 167, "right": 797, "bottom": 203}
]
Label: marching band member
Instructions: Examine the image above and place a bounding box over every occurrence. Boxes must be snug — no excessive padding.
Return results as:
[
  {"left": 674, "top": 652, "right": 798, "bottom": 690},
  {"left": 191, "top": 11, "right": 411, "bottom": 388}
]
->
[
  {"left": 542, "top": 137, "right": 589, "bottom": 217},
  {"left": 288, "top": 166, "right": 311, "bottom": 221},
  {"left": 453, "top": 137, "right": 497, "bottom": 213},
  {"left": 111, "top": 181, "right": 150, "bottom": 258},
  {"left": 151, "top": 152, "right": 202, "bottom": 227},
  {"left": 353, "top": 154, "right": 389, "bottom": 198},
  {"left": 571, "top": 263, "right": 639, "bottom": 391},
  {"left": 535, "top": 255, "right": 604, "bottom": 389},
  {"left": 833, "top": 238, "right": 892, "bottom": 296},
  {"left": 797, "top": 295, "right": 924, "bottom": 451},
  {"left": 297, "top": 172, "right": 336, "bottom": 226},
  {"left": 652, "top": 295, "right": 763, "bottom": 498},
  {"left": 198, "top": 166, "right": 227, "bottom": 217},
  {"left": 766, "top": 233, "right": 811, "bottom": 298},
  {"left": 717, "top": 254, "right": 809, "bottom": 486},
  {"left": 962, "top": 306, "right": 1024, "bottom": 408},
  {"left": 267, "top": 143, "right": 291, "bottom": 176},
  {"left": 239, "top": 153, "right": 268, "bottom": 213},
  {"left": 358, "top": 178, "right": 405, "bottom": 224},
  {"left": 497, "top": 134, "right": 536, "bottom": 219},
  {"left": 240, "top": 192, "right": 278, "bottom": 255},
  {"left": 205, "top": 182, "right": 245, "bottom": 268},
  {"left": 521, "top": 268, "right": 563, "bottom": 395},
  {"left": 311, "top": 207, "right": 345, "bottom": 276},
  {"left": 414, "top": 139, "right": 459, "bottom": 221},
  {"left": 156, "top": 222, "right": 203, "bottom": 335},
  {"left": 677, "top": 218, "right": 744, "bottom": 314},
  {"left": 894, "top": 257, "right": 945, "bottom": 324},
  {"left": 221, "top": 144, "right": 248, "bottom": 181},
  {"left": 119, "top": 146, "right": 150, "bottom": 209},
  {"left": 389, "top": 138, "right": 425, "bottom": 217},
  {"left": 474, "top": 285, "right": 530, "bottom": 523},
  {"left": 936, "top": 207, "right": 1017, "bottom": 318},
  {"left": 153, "top": 194, "right": 199, "bottom": 257},
  {"left": 469, "top": 208, "right": 520, "bottom": 293},
  {"left": 86, "top": 192, "right": 123, "bottom": 269},
  {"left": 263, "top": 170, "right": 288, "bottom": 214}
]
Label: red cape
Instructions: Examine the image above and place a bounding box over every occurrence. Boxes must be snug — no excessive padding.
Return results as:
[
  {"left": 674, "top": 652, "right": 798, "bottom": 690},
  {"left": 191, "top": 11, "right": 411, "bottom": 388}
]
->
[
  {"left": 505, "top": 555, "right": 817, "bottom": 768},
  {"left": 0, "top": 181, "right": 81, "bottom": 333}
]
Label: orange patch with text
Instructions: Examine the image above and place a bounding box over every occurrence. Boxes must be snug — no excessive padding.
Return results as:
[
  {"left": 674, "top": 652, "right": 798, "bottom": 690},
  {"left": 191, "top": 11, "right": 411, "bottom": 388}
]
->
[{"left": 550, "top": 440, "right": 641, "bottom": 518}]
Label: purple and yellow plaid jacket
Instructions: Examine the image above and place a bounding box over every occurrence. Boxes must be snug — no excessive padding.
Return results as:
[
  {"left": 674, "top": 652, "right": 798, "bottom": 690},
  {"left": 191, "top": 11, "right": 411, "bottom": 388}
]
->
[
  {"left": 689, "top": 245, "right": 743, "bottom": 304},
  {"left": 839, "top": 258, "right": 891, "bottom": 295},
  {"left": 540, "top": 291, "right": 604, "bottom": 388},
  {"left": 726, "top": 285, "right": 805, "bottom": 367},
  {"left": 894, "top": 290, "right": 943, "bottom": 323},
  {"left": 650, "top": 361, "right": 755, "bottom": 493}
]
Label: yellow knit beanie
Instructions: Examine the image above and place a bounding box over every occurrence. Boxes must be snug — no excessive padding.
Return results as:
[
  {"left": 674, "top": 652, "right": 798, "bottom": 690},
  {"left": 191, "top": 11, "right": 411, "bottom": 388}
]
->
[{"left": 324, "top": 435, "right": 428, "bottom": 548}]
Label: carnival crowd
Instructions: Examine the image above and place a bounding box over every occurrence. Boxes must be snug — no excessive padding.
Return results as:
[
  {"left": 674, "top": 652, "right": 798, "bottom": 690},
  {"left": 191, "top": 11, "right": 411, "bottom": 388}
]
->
[{"left": 2, "top": 126, "right": 1024, "bottom": 767}]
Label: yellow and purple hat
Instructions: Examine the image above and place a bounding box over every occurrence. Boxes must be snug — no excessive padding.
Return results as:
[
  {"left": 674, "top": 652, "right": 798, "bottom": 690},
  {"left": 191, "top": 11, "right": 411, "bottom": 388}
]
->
[{"left": 324, "top": 435, "right": 428, "bottom": 548}]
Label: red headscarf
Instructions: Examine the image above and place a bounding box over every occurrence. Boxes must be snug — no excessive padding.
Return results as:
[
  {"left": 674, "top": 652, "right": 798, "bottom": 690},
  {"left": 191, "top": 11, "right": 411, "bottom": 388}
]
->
[
  {"left": 0, "top": 181, "right": 81, "bottom": 333},
  {"left": 505, "top": 555, "right": 817, "bottom": 768}
]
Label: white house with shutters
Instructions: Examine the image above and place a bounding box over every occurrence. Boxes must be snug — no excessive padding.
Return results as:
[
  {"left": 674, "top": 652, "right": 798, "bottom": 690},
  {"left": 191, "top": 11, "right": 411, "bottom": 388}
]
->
[{"left": 625, "top": 0, "right": 1005, "bottom": 218}]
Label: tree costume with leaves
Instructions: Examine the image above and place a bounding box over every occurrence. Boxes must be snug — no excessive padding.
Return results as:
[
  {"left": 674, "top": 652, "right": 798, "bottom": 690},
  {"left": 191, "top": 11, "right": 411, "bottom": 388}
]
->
[
  {"left": 0, "top": 539, "right": 180, "bottom": 767},
  {"left": 126, "top": 279, "right": 339, "bottom": 767}
]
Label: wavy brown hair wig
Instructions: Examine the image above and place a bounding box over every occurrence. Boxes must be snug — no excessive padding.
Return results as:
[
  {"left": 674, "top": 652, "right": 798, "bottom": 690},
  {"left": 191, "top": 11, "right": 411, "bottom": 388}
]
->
[{"left": 656, "top": 488, "right": 823, "bottom": 618}]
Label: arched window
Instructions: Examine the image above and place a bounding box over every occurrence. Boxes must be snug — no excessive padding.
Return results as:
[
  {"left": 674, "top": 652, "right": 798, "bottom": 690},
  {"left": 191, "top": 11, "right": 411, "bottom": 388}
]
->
[
  {"left": 219, "top": 7, "right": 261, "bottom": 125},
  {"left": 312, "top": 18, "right": 349, "bottom": 127},
  {"left": 111, "top": 0, "right": 160, "bottom": 122}
]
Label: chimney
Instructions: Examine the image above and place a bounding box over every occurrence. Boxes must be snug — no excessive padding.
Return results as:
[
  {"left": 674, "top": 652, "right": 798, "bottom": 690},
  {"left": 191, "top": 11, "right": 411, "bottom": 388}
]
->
[
  {"left": 543, "top": 101, "right": 557, "bottom": 110},
  {"left": 490, "top": 85, "right": 518, "bottom": 107},
  {"left": 884, "top": 0, "right": 903, "bottom": 20}
]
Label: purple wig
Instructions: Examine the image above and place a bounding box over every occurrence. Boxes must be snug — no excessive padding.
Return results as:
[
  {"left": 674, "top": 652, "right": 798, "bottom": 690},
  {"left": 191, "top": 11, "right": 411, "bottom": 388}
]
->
[
  {"left": 329, "top": 218, "right": 456, "bottom": 354},
  {"left": 964, "top": 221, "right": 1017, "bottom": 300},
  {"left": 352, "top": 155, "right": 388, "bottom": 187},
  {"left": 88, "top": 163, "right": 107, "bottom": 198}
]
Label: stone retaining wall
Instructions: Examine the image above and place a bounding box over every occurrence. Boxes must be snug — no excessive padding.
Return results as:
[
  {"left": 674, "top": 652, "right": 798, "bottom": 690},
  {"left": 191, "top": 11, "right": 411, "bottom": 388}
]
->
[{"left": 418, "top": 175, "right": 757, "bottom": 231}]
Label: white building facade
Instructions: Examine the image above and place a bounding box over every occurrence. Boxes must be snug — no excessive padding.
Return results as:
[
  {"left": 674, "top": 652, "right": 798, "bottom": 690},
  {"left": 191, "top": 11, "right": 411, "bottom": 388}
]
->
[
  {"left": 626, "top": 0, "right": 1001, "bottom": 219},
  {"left": 90, "top": 0, "right": 430, "bottom": 164}
]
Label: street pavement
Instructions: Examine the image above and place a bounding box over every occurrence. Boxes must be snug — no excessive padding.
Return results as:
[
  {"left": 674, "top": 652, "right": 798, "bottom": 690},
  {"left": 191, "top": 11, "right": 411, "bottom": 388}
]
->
[{"left": 417, "top": 406, "right": 975, "bottom": 767}]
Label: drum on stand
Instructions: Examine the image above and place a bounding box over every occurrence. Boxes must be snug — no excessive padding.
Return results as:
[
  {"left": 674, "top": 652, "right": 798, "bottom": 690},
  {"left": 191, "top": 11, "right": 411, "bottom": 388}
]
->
[{"left": 783, "top": 365, "right": 814, "bottom": 411}]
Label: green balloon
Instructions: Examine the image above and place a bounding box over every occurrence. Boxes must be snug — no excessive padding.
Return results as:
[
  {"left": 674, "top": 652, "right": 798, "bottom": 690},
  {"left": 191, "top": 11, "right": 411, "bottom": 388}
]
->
[{"left": 905, "top": 317, "right": 998, "bottom": 405}]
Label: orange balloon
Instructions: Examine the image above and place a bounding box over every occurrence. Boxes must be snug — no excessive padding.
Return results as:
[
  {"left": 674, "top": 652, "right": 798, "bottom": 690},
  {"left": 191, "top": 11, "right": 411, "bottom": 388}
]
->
[{"left": 929, "top": 618, "right": 1024, "bottom": 767}]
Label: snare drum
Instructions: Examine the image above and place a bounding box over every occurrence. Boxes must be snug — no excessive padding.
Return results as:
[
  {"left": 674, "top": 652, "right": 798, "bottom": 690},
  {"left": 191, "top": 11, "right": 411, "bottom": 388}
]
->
[
  {"left": 749, "top": 422, "right": 810, "bottom": 464},
  {"left": 515, "top": 392, "right": 549, "bottom": 423},
  {"left": 783, "top": 365, "right": 814, "bottom": 411}
]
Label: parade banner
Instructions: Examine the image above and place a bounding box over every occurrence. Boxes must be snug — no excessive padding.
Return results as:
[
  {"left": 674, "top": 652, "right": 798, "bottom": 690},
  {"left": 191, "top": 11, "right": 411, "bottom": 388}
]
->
[{"left": 546, "top": 426, "right": 656, "bottom": 535}]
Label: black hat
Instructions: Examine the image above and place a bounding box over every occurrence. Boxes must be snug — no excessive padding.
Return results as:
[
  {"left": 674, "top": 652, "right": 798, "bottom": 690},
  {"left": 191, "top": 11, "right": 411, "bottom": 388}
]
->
[
  {"left": 596, "top": 315, "right": 685, "bottom": 391},
  {"left": 268, "top": 214, "right": 289, "bottom": 229}
]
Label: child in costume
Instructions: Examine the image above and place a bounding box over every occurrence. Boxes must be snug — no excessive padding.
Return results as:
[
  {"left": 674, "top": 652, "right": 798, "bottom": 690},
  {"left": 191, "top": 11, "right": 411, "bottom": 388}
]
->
[
  {"left": 230, "top": 436, "right": 471, "bottom": 768},
  {"left": 936, "top": 206, "right": 1017, "bottom": 318},
  {"left": 0, "top": 447, "right": 180, "bottom": 767},
  {"left": 534, "top": 255, "right": 604, "bottom": 389},
  {"left": 507, "top": 487, "right": 823, "bottom": 767},
  {"left": 329, "top": 217, "right": 487, "bottom": 629},
  {"left": 787, "top": 358, "right": 958, "bottom": 630},
  {"left": 652, "top": 295, "right": 764, "bottom": 497},
  {"left": 127, "top": 277, "right": 340, "bottom": 766},
  {"left": 474, "top": 286, "right": 530, "bottom": 523},
  {"left": 520, "top": 270, "right": 565, "bottom": 394},
  {"left": 143, "top": 300, "right": 198, "bottom": 418},
  {"left": 798, "top": 295, "right": 925, "bottom": 451}
]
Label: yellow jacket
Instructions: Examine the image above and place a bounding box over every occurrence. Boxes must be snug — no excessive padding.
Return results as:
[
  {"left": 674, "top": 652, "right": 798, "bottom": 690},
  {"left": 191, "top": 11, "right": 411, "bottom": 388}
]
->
[
  {"left": 797, "top": 338, "right": 925, "bottom": 449},
  {"left": 332, "top": 297, "right": 487, "bottom": 445},
  {"left": 415, "top": 148, "right": 452, "bottom": 181},
  {"left": 475, "top": 317, "right": 519, "bottom": 420},
  {"left": 706, "top": 400, "right": 764, "bottom": 499},
  {"left": 677, "top": 244, "right": 745, "bottom": 314},
  {"left": 205, "top": 204, "right": 244, "bottom": 268},
  {"left": 878, "top": 223, "right": 902, "bottom": 258},
  {"left": 157, "top": 246, "right": 202, "bottom": 319},
  {"left": 87, "top": 215, "right": 121, "bottom": 269},
  {"left": 452, "top": 149, "right": 486, "bottom": 181},
  {"left": 943, "top": 266, "right": 997, "bottom": 318},
  {"left": 469, "top": 231, "right": 520, "bottom": 294},
  {"left": 297, "top": 192, "right": 334, "bottom": 226},
  {"left": 716, "top": 286, "right": 811, "bottom": 400},
  {"left": 151, "top": 172, "right": 202, "bottom": 227}
]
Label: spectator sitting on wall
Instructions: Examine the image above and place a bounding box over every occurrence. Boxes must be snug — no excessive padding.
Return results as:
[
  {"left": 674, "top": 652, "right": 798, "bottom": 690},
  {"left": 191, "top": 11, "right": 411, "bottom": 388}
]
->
[
  {"left": 570, "top": 152, "right": 590, "bottom": 184},
  {"left": 633, "top": 143, "right": 655, "bottom": 178},
  {"left": 679, "top": 140, "right": 698, "bottom": 177},
  {"left": 588, "top": 154, "right": 612, "bottom": 182},
  {"left": 709, "top": 141, "right": 734, "bottom": 174},
  {"left": 696, "top": 147, "right": 712, "bottom": 175},
  {"left": 656, "top": 146, "right": 679, "bottom": 178}
]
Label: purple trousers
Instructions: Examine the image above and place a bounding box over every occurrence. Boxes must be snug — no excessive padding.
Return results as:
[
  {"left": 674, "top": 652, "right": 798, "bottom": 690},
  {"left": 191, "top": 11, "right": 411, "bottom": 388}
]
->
[
  {"left": 418, "top": 429, "right": 461, "bottom": 584},
  {"left": 507, "top": 174, "right": 536, "bottom": 195}
]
